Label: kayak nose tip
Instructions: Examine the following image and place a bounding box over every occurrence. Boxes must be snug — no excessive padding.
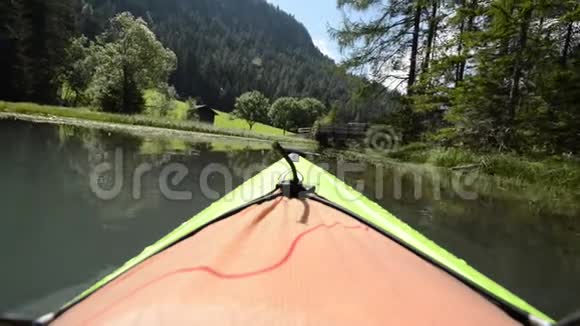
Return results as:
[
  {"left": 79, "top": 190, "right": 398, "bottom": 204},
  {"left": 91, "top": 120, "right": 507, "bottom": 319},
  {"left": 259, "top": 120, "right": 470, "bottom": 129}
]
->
[{"left": 288, "top": 152, "right": 300, "bottom": 162}]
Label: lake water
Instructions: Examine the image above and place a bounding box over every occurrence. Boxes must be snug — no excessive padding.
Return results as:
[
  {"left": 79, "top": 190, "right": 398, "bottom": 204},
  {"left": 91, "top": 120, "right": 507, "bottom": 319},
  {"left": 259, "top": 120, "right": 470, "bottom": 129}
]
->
[{"left": 0, "top": 120, "right": 579, "bottom": 320}]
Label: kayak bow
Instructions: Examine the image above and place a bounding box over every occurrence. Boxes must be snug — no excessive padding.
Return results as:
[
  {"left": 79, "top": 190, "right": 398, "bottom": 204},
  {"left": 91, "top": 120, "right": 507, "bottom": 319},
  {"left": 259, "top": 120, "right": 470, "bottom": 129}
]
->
[{"left": 46, "top": 155, "right": 552, "bottom": 325}]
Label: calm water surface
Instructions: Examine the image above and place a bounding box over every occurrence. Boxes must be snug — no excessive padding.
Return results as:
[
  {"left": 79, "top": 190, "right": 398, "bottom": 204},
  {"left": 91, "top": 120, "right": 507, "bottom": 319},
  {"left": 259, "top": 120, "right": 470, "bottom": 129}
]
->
[{"left": 0, "top": 120, "right": 579, "bottom": 319}]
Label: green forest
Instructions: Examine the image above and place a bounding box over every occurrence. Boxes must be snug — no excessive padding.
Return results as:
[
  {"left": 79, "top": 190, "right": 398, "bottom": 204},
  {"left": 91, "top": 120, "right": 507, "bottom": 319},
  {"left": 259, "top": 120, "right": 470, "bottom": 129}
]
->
[
  {"left": 336, "top": 0, "right": 579, "bottom": 155},
  {"left": 0, "top": 0, "right": 399, "bottom": 123}
]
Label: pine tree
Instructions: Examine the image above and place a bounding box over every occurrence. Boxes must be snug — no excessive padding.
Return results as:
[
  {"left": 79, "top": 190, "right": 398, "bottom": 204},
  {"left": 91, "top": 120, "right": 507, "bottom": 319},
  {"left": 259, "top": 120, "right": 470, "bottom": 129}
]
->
[
  {"left": 0, "top": 0, "right": 79, "bottom": 103},
  {"left": 332, "top": 0, "right": 426, "bottom": 93},
  {"left": 0, "top": 0, "right": 32, "bottom": 101},
  {"left": 337, "top": 0, "right": 579, "bottom": 154}
]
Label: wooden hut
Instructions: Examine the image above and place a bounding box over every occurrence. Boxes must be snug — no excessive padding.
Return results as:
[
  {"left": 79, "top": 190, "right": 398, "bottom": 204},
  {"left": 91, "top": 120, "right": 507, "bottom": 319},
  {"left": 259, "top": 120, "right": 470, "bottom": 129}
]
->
[{"left": 190, "top": 105, "right": 217, "bottom": 124}]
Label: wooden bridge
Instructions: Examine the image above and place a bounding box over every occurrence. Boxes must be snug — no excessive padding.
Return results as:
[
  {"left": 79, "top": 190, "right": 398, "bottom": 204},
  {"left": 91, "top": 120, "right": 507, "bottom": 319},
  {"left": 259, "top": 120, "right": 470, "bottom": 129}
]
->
[{"left": 299, "top": 123, "right": 370, "bottom": 147}]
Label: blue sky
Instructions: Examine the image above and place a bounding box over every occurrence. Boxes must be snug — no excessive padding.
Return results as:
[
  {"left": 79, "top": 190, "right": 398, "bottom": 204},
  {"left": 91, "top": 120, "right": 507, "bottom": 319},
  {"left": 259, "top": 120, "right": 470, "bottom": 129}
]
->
[
  {"left": 266, "top": 0, "right": 344, "bottom": 61},
  {"left": 264, "top": 1, "right": 404, "bottom": 90}
]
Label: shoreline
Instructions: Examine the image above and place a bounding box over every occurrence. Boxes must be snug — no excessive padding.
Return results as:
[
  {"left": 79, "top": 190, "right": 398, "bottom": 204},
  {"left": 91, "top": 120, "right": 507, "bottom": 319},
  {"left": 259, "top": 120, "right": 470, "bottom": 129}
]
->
[
  {"left": 2, "top": 102, "right": 578, "bottom": 216},
  {"left": 319, "top": 148, "right": 580, "bottom": 216},
  {"left": 0, "top": 112, "right": 270, "bottom": 145},
  {"left": 0, "top": 101, "right": 314, "bottom": 148}
]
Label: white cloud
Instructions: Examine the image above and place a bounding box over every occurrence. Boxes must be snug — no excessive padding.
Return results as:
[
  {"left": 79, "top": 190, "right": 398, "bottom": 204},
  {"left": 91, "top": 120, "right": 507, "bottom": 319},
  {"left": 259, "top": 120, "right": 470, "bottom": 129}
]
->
[{"left": 313, "top": 38, "right": 339, "bottom": 61}]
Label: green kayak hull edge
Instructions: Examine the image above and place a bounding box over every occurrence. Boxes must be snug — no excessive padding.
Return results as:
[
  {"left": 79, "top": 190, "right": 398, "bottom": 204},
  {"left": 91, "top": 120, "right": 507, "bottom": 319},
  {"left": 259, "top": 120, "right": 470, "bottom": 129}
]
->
[{"left": 64, "top": 158, "right": 552, "bottom": 322}]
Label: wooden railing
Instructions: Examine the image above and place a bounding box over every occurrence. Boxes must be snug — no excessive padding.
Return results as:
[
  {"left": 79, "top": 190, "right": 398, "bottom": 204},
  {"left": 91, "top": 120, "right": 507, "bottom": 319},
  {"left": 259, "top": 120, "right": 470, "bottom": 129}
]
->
[{"left": 299, "top": 123, "right": 370, "bottom": 145}]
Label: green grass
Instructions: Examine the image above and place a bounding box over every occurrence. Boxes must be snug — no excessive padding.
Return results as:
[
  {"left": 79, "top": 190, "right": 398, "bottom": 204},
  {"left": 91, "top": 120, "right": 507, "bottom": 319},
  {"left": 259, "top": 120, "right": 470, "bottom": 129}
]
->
[
  {"left": 214, "top": 111, "right": 293, "bottom": 136},
  {"left": 170, "top": 100, "right": 190, "bottom": 121},
  {"left": 143, "top": 90, "right": 190, "bottom": 121},
  {"left": 142, "top": 90, "right": 289, "bottom": 137},
  {"left": 425, "top": 148, "right": 479, "bottom": 167},
  {"left": 480, "top": 154, "right": 580, "bottom": 188},
  {"left": 386, "top": 143, "right": 580, "bottom": 191},
  {"left": 327, "top": 144, "right": 580, "bottom": 216},
  {"left": 386, "top": 142, "right": 431, "bottom": 162},
  {"left": 0, "top": 101, "right": 312, "bottom": 145}
]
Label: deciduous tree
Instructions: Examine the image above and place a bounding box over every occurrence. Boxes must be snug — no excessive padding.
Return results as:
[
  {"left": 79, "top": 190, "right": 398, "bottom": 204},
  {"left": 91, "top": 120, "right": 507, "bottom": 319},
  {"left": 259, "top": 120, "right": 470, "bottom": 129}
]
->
[
  {"left": 269, "top": 97, "right": 303, "bottom": 133},
  {"left": 233, "top": 91, "right": 270, "bottom": 130},
  {"left": 82, "top": 12, "right": 177, "bottom": 113}
]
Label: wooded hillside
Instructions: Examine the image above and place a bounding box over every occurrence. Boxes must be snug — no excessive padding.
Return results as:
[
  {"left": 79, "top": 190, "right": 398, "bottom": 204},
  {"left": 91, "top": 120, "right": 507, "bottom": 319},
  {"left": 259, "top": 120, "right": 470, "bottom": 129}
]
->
[{"left": 0, "top": 0, "right": 400, "bottom": 120}]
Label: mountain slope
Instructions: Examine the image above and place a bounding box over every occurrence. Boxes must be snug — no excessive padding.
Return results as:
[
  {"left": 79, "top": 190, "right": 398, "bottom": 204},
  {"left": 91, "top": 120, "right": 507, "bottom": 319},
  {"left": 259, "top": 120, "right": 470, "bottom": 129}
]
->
[{"left": 82, "top": 0, "right": 359, "bottom": 111}]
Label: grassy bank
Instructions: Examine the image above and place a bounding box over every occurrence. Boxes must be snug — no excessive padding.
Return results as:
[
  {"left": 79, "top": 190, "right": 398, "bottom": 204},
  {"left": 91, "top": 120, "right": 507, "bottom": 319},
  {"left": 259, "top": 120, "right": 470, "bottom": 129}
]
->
[
  {"left": 142, "top": 90, "right": 290, "bottom": 137},
  {"left": 385, "top": 144, "right": 580, "bottom": 191},
  {"left": 214, "top": 110, "right": 292, "bottom": 136},
  {"left": 323, "top": 145, "right": 580, "bottom": 217},
  {"left": 0, "top": 101, "right": 312, "bottom": 145},
  {"left": 326, "top": 143, "right": 580, "bottom": 199}
]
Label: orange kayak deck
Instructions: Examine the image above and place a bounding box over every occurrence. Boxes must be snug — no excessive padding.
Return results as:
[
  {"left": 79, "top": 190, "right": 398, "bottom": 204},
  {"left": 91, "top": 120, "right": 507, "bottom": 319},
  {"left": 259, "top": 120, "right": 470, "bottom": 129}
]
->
[{"left": 54, "top": 197, "right": 519, "bottom": 325}]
